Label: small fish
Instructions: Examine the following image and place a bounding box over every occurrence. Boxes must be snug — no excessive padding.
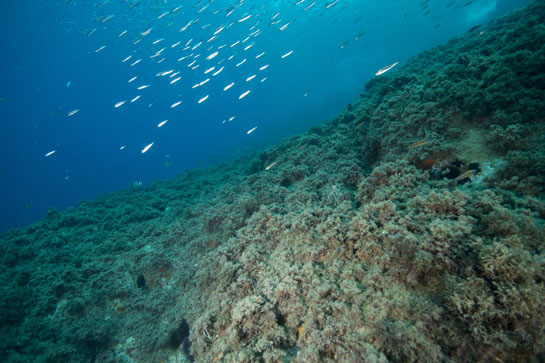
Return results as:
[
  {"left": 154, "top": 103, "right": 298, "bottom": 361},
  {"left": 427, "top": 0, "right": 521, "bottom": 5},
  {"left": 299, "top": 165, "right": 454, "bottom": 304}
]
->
[
  {"left": 67, "top": 109, "right": 79, "bottom": 117},
  {"left": 265, "top": 161, "right": 277, "bottom": 170},
  {"left": 239, "top": 90, "right": 251, "bottom": 99},
  {"left": 281, "top": 50, "right": 293, "bottom": 59},
  {"left": 247, "top": 126, "right": 257, "bottom": 134},
  {"left": 157, "top": 119, "right": 168, "bottom": 127},
  {"left": 207, "top": 51, "right": 219, "bottom": 60},
  {"left": 406, "top": 138, "right": 428, "bottom": 149},
  {"left": 131, "top": 95, "right": 141, "bottom": 102},
  {"left": 141, "top": 142, "right": 154, "bottom": 154},
  {"left": 212, "top": 66, "right": 224, "bottom": 76},
  {"left": 325, "top": 0, "right": 338, "bottom": 9},
  {"left": 198, "top": 95, "right": 209, "bottom": 103},
  {"left": 157, "top": 70, "right": 173, "bottom": 76},
  {"left": 455, "top": 169, "right": 475, "bottom": 181},
  {"left": 114, "top": 100, "right": 127, "bottom": 108},
  {"left": 45, "top": 150, "right": 56, "bottom": 157},
  {"left": 304, "top": 2, "right": 315, "bottom": 11},
  {"left": 238, "top": 14, "right": 252, "bottom": 22},
  {"left": 171, "top": 100, "right": 182, "bottom": 108},
  {"left": 94, "top": 45, "right": 107, "bottom": 53},
  {"left": 259, "top": 64, "right": 269, "bottom": 71},
  {"left": 137, "top": 85, "right": 150, "bottom": 90},
  {"left": 375, "top": 61, "right": 399, "bottom": 76},
  {"left": 246, "top": 75, "right": 256, "bottom": 82}
]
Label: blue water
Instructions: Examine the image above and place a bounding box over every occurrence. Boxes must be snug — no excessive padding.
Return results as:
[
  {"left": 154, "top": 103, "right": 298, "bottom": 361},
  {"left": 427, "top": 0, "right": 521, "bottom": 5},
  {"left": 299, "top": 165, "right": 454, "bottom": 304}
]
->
[{"left": 0, "top": 0, "right": 533, "bottom": 233}]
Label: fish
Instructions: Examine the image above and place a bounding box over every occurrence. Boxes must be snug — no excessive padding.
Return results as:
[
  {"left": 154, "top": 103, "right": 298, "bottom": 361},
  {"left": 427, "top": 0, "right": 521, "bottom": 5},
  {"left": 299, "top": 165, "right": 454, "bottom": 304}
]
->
[
  {"left": 265, "top": 161, "right": 277, "bottom": 170},
  {"left": 114, "top": 100, "right": 127, "bottom": 108},
  {"left": 67, "top": 109, "right": 79, "bottom": 117},
  {"left": 157, "top": 120, "right": 168, "bottom": 128},
  {"left": 157, "top": 70, "right": 173, "bottom": 76},
  {"left": 375, "top": 62, "right": 399, "bottom": 76},
  {"left": 246, "top": 75, "right": 256, "bottom": 82},
  {"left": 281, "top": 50, "right": 293, "bottom": 58},
  {"left": 247, "top": 126, "right": 257, "bottom": 134},
  {"left": 212, "top": 66, "right": 224, "bottom": 76},
  {"left": 239, "top": 90, "right": 251, "bottom": 99},
  {"left": 171, "top": 101, "right": 182, "bottom": 108},
  {"left": 170, "top": 77, "right": 182, "bottom": 84},
  {"left": 406, "top": 138, "right": 428, "bottom": 149},
  {"left": 128, "top": 76, "right": 137, "bottom": 82},
  {"left": 238, "top": 14, "right": 252, "bottom": 22},
  {"left": 137, "top": 85, "right": 150, "bottom": 90},
  {"left": 95, "top": 45, "right": 107, "bottom": 53},
  {"left": 45, "top": 150, "right": 56, "bottom": 157},
  {"left": 131, "top": 95, "right": 141, "bottom": 102},
  {"left": 259, "top": 64, "right": 269, "bottom": 71},
  {"left": 198, "top": 95, "right": 209, "bottom": 103},
  {"left": 207, "top": 51, "right": 219, "bottom": 60},
  {"left": 455, "top": 169, "right": 476, "bottom": 181},
  {"left": 326, "top": 0, "right": 338, "bottom": 9},
  {"left": 304, "top": 2, "right": 315, "bottom": 11},
  {"left": 141, "top": 142, "right": 154, "bottom": 153}
]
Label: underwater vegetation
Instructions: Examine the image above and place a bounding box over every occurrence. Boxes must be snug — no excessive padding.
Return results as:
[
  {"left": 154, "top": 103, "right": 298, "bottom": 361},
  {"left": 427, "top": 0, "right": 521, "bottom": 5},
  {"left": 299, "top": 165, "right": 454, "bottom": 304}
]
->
[{"left": 1, "top": 1, "right": 545, "bottom": 362}]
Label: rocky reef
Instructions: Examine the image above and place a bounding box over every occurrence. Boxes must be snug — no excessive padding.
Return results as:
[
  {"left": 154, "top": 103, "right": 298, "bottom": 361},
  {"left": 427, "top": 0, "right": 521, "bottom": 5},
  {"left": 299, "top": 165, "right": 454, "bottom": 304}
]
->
[{"left": 1, "top": 1, "right": 544, "bottom": 362}]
